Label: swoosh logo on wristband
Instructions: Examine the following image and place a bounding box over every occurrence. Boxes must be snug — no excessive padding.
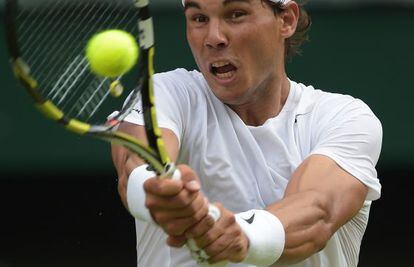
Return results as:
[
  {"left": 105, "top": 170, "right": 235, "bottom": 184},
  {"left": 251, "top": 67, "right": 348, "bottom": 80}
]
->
[{"left": 244, "top": 213, "right": 255, "bottom": 224}]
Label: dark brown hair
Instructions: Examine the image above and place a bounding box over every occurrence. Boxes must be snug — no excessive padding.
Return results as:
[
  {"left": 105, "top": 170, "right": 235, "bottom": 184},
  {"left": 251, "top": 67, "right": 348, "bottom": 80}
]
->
[{"left": 265, "top": 0, "right": 312, "bottom": 59}]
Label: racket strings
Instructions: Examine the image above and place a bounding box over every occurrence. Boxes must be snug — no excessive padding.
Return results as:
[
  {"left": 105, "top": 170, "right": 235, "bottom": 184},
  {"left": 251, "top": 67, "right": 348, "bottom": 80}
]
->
[
  {"left": 23, "top": 1, "right": 116, "bottom": 92},
  {"left": 28, "top": 2, "right": 99, "bottom": 81},
  {"left": 14, "top": 0, "right": 141, "bottom": 125},
  {"left": 64, "top": 11, "right": 139, "bottom": 120}
]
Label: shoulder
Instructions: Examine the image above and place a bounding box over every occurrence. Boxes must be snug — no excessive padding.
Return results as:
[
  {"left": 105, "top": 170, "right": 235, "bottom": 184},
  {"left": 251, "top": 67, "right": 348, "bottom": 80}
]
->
[
  {"left": 292, "top": 81, "right": 381, "bottom": 125},
  {"left": 153, "top": 68, "right": 205, "bottom": 88},
  {"left": 152, "top": 68, "right": 212, "bottom": 100}
]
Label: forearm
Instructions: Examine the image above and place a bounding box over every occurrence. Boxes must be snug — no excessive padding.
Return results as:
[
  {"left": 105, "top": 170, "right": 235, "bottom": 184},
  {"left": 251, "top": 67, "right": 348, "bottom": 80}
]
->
[
  {"left": 268, "top": 155, "right": 368, "bottom": 264},
  {"left": 266, "top": 190, "right": 334, "bottom": 265},
  {"left": 112, "top": 143, "right": 146, "bottom": 211},
  {"left": 111, "top": 122, "right": 180, "bottom": 213}
]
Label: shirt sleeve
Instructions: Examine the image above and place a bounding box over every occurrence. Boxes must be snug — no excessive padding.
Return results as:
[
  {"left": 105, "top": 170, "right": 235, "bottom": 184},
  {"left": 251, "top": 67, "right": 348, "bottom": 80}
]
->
[
  {"left": 310, "top": 96, "right": 383, "bottom": 201},
  {"left": 122, "top": 71, "right": 190, "bottom": 145}
]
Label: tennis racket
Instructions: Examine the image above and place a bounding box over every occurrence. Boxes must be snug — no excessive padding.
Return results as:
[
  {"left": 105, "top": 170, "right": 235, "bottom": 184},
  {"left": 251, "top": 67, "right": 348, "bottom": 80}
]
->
[{"left": 4, "top": 0, "right": 223, "bottom": 265}]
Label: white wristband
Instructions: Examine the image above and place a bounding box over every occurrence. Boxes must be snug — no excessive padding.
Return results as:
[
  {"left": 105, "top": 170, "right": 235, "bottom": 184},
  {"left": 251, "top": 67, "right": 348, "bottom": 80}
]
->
[
  {"left": 235, "top": 209, "right": 285, "bottom": 266},
  {"left": 126, "top": 164, "right": 156, "bottom": 222}
]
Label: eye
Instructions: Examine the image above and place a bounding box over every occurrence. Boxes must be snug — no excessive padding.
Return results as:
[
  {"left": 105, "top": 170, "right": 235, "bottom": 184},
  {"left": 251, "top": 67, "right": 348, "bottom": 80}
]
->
[
  {"left": 229, "top": 10, "right": 247, "bottom": 20},
  {"left": 192, "top": 14, "right": 208, "bottom": 23}
]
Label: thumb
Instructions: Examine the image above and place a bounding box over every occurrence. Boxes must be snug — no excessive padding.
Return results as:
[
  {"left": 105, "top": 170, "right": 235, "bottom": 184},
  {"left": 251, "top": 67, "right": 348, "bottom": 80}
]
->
[{"left": 176, "top": 164, "right": 201, "bottom": 193}]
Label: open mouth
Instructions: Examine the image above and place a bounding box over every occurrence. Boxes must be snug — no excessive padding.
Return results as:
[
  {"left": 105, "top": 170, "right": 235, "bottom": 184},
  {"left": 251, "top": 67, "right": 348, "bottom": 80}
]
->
[{"left": 210, "top": 61, "right": 237, "bottom": 79}]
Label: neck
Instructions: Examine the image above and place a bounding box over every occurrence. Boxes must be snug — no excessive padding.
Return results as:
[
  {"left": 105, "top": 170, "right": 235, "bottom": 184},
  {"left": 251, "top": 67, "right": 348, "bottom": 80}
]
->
[{"left": 229, "top": 75, "right": 290, "bottom": 126}]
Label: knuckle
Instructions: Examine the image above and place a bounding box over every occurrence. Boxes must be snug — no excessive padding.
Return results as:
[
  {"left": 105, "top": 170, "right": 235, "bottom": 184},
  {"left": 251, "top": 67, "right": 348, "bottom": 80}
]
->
[
  {"left": 144, "top": 199, "right": 155, "bottom": 209},
  {"left": 205, "top": 216, "right": 215, "bottom": 227},
  {"left": 144, "top": 179, "right": 159, "bottom": 193},
  {"left": 182, "top": 217, "right": 196, "bottom": 229},
  {"left": 232, "top": 241, "right": 245, "bottom": 254},
  {"left": 215, "top": 241, "right": 227, "bottom": 252},
  {"left": 227, "top": 214, "right": 236, "bottom": 224},
  {"left": 223, "top": 214, "right": 236, "bottom": 227},
  {"left": 190, "top": 219, "right": 209, "bottom": 237},
  {"left": 165, "top": 223, "right": 179, "bottom": 235},
  {"left": 149, "top": 183, "right": 161, "bottom": 194},
  {"left": 186, "top": 203, "right": 199, "bottom": 215},
  {"left": 204, "top": 231, "right": 217, "bottom": 244},
  {"left": 192, "top": 212, "right": 203, "bottom": 222},
  {"left": 232, "top": 226, "right": 242, "bottom": 237},
  {"left": 152, "top": 213, "right": 165, "bottom": 224},
  {"left": 193, "top": 207, "right": 207, "bottom": 221},
  {"left": 174, "top": 195, "right": 190, "bottom": 207}
]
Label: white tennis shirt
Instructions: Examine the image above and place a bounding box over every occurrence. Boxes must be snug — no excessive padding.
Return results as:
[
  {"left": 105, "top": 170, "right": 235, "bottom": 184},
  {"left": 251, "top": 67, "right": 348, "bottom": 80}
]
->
[{"left": 123, "top": 68, "right": 382, "bottom": 267}]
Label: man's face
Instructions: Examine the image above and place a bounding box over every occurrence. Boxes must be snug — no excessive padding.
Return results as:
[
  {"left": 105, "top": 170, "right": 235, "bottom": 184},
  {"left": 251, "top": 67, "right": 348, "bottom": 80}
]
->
[{"left": 184, "top": 0, "right": 286, "bottom": 106}]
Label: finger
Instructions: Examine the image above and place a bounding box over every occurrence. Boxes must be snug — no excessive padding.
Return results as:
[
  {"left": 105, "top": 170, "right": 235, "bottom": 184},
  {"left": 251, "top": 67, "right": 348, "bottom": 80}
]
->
[
  {"left": 193, "top": 203, "right": 237, "bottom": 249},
  {"left": 178, "top": 165, "right": 201, "bottom": 193},
  {"left": 163, "top": 214, "right": 208, "bottom": 236},
  {"left": 167, "top": 235, "right": 187, "bottom": 248},
  {"left": 193, "top": 222, "right": 224, "bottom": 249},
  {"left": 154, "top": 193, "right": 209, "bottom": 223},
  {"left": 208, "top": 224, "right": 248, "bottom": 263},
  {"left": 144, "top": 177, "right": 183, "bottom": 196},
  {"left": 203, "top": 233, "right": 232, "bottom": 259},
  {"left": 186, "top": 211, "right": 216, "bottom": 238},
  {"left": 145, "top": 190, "right": 194, "bottom": 210},
  {"left": 160, "top": 200, "right": 211, "bottom": 236},
  {"left": 146, "top": 187, "right": 202, "bottom": 211},
  {"left": 208, "top": 238, "right": 247, "bottom": 264}
]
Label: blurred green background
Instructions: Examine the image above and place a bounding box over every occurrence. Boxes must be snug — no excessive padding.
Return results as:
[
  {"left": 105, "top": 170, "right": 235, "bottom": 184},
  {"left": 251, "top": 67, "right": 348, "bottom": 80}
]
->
[
  {"left": 0, "top": 1, "right": 413, "bottom": 172},
  {"left": 0, "top": 1, "right": 413, "bottom": 266}
]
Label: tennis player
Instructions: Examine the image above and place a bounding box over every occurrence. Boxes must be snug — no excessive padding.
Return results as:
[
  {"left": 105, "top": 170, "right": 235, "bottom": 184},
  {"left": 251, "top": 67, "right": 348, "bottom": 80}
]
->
[{"left": 111, "top": 0, "right": 382, "bottom": 266}]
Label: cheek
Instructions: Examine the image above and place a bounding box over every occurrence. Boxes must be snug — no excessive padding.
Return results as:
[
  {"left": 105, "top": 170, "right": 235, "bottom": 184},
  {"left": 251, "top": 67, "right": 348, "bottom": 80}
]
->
[
  {"left": 186, "top": 30, "right": 204, "bottom": 68},
  {"left": 238, "top": 36, "right": 278, "bottom": 79}
]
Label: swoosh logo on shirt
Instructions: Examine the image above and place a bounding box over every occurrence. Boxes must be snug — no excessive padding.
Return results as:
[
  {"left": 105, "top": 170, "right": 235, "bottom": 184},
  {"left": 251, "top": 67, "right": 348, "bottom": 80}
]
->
[{"left": 244, "top": 213, "right": 255, "bottom": 224}]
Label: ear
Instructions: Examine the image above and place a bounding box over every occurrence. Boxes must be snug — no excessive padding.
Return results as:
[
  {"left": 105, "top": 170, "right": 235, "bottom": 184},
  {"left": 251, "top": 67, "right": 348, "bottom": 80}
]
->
[{"left": 279, "top": 2, "right": 300, "bottom": 39}]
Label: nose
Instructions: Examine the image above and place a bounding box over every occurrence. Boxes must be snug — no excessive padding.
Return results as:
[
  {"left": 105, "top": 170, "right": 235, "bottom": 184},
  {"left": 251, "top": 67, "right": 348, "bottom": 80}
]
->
[{"left": 205, "top": 20, "right": 228, "bottom": 50}]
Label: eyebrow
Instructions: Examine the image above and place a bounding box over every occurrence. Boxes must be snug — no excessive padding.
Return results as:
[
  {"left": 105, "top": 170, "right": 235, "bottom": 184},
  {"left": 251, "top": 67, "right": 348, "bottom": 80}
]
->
[
  {"left": 223, "top": 0, "right": 252, "bottom": 6},
  {"left": 184, "top": 0, "right": 252, "bottom": 12},
  {"left": 183, "top": 1, "right": 200, "bottom": 12}
]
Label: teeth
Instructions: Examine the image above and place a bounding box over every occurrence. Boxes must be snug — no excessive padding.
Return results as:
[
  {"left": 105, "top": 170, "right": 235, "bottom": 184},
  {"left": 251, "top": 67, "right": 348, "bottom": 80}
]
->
[
  {"left": 216, "top": 71, "right": 235, "bottom": 79},
  {"left": 212, "top": 61, "right": 230, "bottom": 68}
]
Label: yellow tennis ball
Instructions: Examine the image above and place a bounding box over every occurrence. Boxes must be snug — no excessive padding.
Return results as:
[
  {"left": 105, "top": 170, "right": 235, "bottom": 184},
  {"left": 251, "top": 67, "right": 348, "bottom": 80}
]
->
[{"left": 86, "top": 29, "right": 139, "bottom": 78}]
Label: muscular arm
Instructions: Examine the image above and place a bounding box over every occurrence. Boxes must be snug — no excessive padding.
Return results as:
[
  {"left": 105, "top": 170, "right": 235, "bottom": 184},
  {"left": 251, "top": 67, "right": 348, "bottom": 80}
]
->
[
  {"left": 269, "top": 154, "right": 368, "bottom": 265},
  {"left": 111, "top": 121, "right": 180, "bottom": 209},
  {"left": 184, "top": 154, "right": 368, "bottom": 265}
]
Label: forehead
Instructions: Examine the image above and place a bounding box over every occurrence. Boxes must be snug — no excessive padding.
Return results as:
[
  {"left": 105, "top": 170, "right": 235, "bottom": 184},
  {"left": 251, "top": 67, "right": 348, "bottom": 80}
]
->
[{"left": 184, "top": 0, "right": 256, "bottom": 9}]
